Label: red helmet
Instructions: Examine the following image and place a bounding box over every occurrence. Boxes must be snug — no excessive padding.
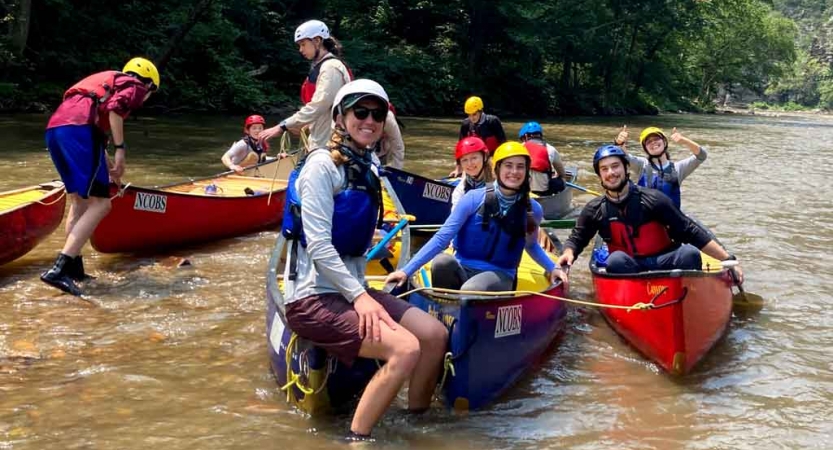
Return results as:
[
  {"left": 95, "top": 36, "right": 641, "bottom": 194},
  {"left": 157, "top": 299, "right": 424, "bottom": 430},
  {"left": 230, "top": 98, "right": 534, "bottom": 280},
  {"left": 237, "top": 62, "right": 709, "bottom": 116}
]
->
[
  {"left": 455, "top": 137, "right": 488, "bottom": 161},
  {"left": 244, "top": 115, "right": 266, "bottom": 131}
]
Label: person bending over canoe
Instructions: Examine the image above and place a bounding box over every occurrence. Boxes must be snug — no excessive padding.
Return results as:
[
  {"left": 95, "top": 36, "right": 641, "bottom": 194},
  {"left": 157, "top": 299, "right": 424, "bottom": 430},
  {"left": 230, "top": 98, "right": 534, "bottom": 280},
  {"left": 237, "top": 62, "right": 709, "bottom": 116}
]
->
[
  {"left": 221, "top": 115, "right": 270, "bottom": 174},
  {"left": 614, "top": 125, "right": 707, "bottom": 209},
  {"left": 387, "top": 142, "right": 563, "bottom": 292},
  {"left": 553, "top": 145, "right": 742, "bottom": 285},
  {"left": 450, "top": 136, "right": 494, "bottom": 210},
  {"left": 449, "top": 96, "right": 507, "bottom": 177},
  {"left": 282, "top": 79, "right": 447, "bottom": 441},
  {"left": 259, "top": 20, "right": 352, "bottom": 150},
  {"left": 41, "top": 57, "right": 160, "bottom": 296},
  {"left": 518, "top": 121, "right": 567, "bottom": 196}
]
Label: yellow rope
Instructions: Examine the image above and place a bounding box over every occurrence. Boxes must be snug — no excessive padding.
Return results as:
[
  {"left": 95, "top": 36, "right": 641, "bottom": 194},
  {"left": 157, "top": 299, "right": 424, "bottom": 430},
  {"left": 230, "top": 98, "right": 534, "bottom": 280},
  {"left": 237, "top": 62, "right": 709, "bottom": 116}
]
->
[
  {"left": 435, "top": 352, "right": 456, "bottom": 400},
  {"left": 109, "top": 182, "right": 132, "bottom": 200},
  {"left": 300, "top": 127, "right": 311, "bottom": 152},
  {"left": 395, "top": 286, "right": 657, "bottom": 312},
  {"left": 34, "top": 189, "right": 66, "bottom": 206},
  {"left": 279, "top": 333, "right": 331, "bottom": 402},
  {"left": 267, "top": 133, "right": 292, "bottom": 206}
]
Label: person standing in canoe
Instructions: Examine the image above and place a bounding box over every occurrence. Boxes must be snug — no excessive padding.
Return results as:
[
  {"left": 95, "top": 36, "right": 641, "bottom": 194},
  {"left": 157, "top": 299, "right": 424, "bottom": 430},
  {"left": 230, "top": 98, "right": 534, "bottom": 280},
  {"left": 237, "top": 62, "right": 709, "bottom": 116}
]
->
[
  {"left": 449, "top": 96, "right": 506, "bottom": 177},
  {"left": 553, "top": 145, "right": 743, "bottom": 283},
  {"left": 281, "top": 79, "right": 447, "bottom": 441},
  {"left": 387, "top": 142, "right": 563, "bottom": 292},
  {"left": 614, "top": 125, "right": 707, "bottom": 209},
  {"left": 518, "top": 121, "right": 567, "bottom": 196},
  {"left": 259, "top": 20, "right": 352, "bottom": 150},
  {"left": 41, "top": 57, "right": 160, "bottom": 296},
  {"left": 450, "top": 136, "right": 494, "bottom": 209},
  {"left": 221, "top": 115, "right": 270, "bottom": 173}
]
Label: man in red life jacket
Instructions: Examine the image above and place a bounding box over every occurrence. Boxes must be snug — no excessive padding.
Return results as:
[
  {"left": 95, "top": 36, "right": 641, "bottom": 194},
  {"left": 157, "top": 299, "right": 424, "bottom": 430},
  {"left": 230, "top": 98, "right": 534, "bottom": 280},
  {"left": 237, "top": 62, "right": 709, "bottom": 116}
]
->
[
  {"left": 41, "top": 57, "right": 160, "bottom": 296},
  {"left": 554, "top": 145, "right": 743, "bottom": 285}
]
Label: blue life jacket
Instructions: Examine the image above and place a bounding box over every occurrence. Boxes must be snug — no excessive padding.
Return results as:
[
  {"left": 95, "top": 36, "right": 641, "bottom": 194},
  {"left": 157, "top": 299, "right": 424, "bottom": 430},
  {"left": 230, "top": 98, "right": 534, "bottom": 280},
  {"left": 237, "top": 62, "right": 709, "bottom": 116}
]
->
[
  {"left": 637, "top": 161, "right": 681, "bottom": 208},
  {"left": 454, "top": 187, "right": 530, "bottom": 271},
  {"left": 281, "top": 148, "right": 381, "bottom": 259}
]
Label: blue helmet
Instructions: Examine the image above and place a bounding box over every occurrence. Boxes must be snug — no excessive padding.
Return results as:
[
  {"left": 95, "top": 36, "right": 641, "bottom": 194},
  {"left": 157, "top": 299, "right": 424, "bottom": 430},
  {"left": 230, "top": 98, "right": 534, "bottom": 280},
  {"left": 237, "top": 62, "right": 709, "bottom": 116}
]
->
[
  {"left": 593, "top": 145, "right": 628, "bottom": 175},
  {"left": 518, "top": 121, "right": 543, "bottom": 139}
]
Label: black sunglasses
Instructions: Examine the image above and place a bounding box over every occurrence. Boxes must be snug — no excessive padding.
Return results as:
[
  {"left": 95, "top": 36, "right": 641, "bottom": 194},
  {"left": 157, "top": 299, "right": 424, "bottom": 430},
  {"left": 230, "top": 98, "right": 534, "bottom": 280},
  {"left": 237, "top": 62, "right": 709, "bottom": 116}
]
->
[{"left": 351, "top": 106, "right": 387, "bottom": 122}]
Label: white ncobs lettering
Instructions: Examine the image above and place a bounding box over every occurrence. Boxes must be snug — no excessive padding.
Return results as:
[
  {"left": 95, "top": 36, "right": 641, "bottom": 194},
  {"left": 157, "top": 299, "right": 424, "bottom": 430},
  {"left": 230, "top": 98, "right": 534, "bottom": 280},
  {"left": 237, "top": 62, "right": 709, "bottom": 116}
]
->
[
  {"left": 494, "top": 305, "right": 522, "bottom": 338},
  {"left": 421, "top": 182, "right": 452, "bottom": 203},
  {"left": 133, "top": 192, "right": 168, "bottom": 213}
]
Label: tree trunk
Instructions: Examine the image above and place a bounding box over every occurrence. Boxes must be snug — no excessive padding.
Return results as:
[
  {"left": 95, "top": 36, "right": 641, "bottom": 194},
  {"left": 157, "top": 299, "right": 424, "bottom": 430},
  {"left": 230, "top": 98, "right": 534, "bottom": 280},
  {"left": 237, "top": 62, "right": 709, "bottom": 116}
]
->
[
  {"left": 11, "top": 0, "right": 32, "bottom": 56},
  {"left": 154, "top": 0, "right": 216, "bottom": 72}
]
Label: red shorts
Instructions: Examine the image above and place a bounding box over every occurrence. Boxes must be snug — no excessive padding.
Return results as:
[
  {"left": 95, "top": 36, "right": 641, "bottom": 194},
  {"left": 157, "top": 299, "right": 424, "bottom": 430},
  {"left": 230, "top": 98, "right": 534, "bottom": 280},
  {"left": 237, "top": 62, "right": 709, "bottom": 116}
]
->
[{"left": 285, "top": 288, "right": 413, "bottom": 366}]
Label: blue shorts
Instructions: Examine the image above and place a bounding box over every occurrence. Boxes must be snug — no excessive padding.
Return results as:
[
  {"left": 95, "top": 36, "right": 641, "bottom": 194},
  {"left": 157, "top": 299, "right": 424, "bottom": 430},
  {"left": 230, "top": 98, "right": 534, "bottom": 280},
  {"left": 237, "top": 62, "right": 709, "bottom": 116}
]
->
[{"left": 45, "top": 125, "right": 110, "bottom": 199}]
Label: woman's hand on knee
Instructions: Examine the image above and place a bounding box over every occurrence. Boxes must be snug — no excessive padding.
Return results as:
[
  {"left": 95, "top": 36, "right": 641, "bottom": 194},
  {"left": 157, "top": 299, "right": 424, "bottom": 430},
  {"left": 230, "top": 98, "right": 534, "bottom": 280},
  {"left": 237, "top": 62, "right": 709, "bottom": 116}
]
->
[{"left": 354, "top": 292, "right": 398, "bottom": 342}]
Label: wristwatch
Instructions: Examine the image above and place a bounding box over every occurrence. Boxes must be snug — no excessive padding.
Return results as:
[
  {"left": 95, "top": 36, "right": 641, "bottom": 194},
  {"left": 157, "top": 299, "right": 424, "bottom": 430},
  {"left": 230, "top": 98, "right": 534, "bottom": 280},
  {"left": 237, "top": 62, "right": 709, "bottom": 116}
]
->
[
  {"left": 113, "top": 142, "right": 126, "bottom": 150},
  {"left": 723, "top": 254, "right": 737, "bottom": 261}
]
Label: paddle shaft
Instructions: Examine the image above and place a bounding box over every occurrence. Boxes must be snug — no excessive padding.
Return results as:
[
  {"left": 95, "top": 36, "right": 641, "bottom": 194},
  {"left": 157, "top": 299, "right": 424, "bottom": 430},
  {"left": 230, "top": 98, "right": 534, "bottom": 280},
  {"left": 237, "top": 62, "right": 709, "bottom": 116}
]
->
[
  {"left": 566, "top": 181, "right": 602, "bottom": 197},
  {"left": 366, "top": 217, "right": 409, "bottom": 260}
]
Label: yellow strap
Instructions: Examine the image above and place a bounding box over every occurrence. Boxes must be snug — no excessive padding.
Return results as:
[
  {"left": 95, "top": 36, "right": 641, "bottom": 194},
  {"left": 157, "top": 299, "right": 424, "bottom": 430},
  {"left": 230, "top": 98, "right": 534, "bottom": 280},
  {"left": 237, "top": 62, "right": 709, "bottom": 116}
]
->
[{"left": 396, "top": 286, "right": 657, "bottom": 312}]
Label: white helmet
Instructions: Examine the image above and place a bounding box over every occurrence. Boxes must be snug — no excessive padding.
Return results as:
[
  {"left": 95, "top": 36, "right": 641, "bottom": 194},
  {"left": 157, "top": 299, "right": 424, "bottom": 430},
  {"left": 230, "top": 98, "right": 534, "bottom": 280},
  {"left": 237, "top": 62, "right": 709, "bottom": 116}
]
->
[
  {"left": 294, "top": 20, "right": 330, "bottom": 43},
  {"left": 332, "top": 79, "right": 390, "bottom": 120}
]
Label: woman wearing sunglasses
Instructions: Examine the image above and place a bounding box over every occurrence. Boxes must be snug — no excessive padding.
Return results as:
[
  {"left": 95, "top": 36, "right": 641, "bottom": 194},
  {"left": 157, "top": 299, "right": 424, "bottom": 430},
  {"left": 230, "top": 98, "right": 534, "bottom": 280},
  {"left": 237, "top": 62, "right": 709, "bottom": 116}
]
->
[
  {"left": 259, "top": 19, "right": 353, "bottom": 150},
  {"left": 281, "top": 79, "right": 448, "bottom": 441}
]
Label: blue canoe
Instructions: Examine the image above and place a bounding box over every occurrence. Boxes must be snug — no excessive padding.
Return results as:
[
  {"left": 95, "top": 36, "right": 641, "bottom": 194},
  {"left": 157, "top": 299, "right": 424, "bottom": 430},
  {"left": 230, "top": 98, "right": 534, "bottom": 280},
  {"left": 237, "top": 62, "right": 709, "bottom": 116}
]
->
[
  {"left": 404, "top": 251, "right": 568, "bottom": 411},
  {"left": 385, "top": 167, "right": 579, "bottom": 232},
  {"left": 265, "top": 177, "right": 412, "bottom": 415}
]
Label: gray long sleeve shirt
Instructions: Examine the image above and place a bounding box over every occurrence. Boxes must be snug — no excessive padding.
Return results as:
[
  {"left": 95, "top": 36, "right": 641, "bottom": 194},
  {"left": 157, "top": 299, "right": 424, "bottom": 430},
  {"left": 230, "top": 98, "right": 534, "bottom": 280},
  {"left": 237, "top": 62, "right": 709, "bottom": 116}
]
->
[
  {"left": 284, "top": 149, "right": 379, "bottom": 304},
  {"left": 626, "top": 147, "right": 708, "bottom": 185}
]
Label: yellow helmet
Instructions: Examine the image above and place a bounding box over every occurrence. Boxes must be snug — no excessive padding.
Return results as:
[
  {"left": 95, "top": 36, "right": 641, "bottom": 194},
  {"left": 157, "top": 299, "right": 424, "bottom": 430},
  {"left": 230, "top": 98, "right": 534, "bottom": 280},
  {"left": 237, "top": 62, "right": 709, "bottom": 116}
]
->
[
  {"left": 492, "top": 141, "right": 530, "bottom": 168},
  {"left": 639, "top": 127, "right": 667, "bottom": 150},
  {"left": 123, "top": 57, "right": 160, "bottom": 91},
  {"left": 464, "top": 96, "right": 484, "bottom": 115}
]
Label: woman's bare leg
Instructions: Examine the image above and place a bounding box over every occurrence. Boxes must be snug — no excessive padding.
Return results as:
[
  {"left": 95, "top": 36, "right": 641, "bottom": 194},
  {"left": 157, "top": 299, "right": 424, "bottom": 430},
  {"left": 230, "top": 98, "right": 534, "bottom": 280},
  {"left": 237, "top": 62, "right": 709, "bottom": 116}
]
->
[{"left": 399, "top": 308, "right": 448, "bottom": 410}]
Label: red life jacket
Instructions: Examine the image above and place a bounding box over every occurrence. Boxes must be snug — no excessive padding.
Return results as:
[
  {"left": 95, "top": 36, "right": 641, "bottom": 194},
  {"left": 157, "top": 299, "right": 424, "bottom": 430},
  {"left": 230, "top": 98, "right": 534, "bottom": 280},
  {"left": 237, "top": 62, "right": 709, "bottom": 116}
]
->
[
  {"left": 299, "top": 55, "right": 354, "bottom": 104},
  {"left": 64, "top": 71, "right": 124, "bottom": 103},
  {"left": 523, "top": 140, "right": 551, "bottom": 173},
  {"left": 600, "top": 190, "right": 674, "bottom": 257}
]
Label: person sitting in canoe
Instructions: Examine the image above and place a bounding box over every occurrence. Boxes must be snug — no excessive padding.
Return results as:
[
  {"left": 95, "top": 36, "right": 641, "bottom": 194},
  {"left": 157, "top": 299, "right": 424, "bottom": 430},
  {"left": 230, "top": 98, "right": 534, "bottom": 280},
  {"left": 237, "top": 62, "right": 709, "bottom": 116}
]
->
[
  {"left": 519, "top": 121, "right": 567, "bottom": 196},
  {"left": 450, "top": 136, "right": 494, "bottom": 209},
  {"left": 614, "top": 125, "right": 707, "bottom": 209},
  {"left": 41, "top": 57, "right": 160, "bottom": 296},
  {"left": 221, "top": 115, "right": 270, "bottom": 174},
  {"left": 259, "top": 19, "right": 353, "bottom": 150},
  {"left": 449, "top": 96, "right": 507, "bottom": 177},
  {"left": 387, "top": 142, "right": 563, "bottom": 292},
  {"left": 553, "top": 145, "right": 742, "bottom": 283},
  {"left": 281, "top": 79, "right": 447, "bottom": 441}
]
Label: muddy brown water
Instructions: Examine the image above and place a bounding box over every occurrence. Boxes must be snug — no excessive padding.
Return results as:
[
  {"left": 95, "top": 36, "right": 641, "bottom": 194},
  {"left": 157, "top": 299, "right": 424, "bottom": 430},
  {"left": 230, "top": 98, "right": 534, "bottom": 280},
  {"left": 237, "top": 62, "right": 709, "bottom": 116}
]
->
[{"left": 1, "top": 113, "right": 831, "bottom": 449}]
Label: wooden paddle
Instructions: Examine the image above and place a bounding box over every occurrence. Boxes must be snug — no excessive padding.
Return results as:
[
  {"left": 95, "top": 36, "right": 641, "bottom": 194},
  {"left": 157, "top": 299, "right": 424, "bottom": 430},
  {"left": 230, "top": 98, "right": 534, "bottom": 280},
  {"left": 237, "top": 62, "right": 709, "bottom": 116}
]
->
[
  {"left": 723, "top": 260, "right": 765, "bottom": 312},
  {"left": 565, "top": 181, "right": 602, "bottom": 197}
]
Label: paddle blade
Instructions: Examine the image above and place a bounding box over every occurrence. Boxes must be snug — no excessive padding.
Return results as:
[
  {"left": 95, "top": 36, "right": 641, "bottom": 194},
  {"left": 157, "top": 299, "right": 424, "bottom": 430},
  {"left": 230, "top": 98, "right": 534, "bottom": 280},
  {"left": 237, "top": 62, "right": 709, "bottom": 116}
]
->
[{"left": 732, "top": 290, "right": 765, "bottom": 313}]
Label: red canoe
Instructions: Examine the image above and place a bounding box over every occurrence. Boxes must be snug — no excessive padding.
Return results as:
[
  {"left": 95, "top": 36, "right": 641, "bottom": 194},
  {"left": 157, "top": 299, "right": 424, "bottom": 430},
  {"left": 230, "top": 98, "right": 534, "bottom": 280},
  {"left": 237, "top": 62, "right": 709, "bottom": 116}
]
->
[
  {"left": 91, "top": 173, "right": 287, "bottom": 253},
  {"left": 591, "top": 255, "right": 733, "bottom": 375},
  {"left": 0, "top": 181, "right": 66, "bottom": 266}
]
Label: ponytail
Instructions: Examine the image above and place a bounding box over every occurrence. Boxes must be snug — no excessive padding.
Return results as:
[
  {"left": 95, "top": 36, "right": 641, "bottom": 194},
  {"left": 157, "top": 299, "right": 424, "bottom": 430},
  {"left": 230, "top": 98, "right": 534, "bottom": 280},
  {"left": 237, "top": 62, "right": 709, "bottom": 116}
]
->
[{"left": 323, "top": 37, "right": 343, "bottom": 58}]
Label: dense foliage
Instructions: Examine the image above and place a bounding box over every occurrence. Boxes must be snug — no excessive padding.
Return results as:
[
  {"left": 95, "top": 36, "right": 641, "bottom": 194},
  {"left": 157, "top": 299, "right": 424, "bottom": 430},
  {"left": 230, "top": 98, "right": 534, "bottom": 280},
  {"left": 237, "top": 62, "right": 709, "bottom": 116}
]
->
[{"left": 0, "top": 0, "right": 805, "bottom": 115}]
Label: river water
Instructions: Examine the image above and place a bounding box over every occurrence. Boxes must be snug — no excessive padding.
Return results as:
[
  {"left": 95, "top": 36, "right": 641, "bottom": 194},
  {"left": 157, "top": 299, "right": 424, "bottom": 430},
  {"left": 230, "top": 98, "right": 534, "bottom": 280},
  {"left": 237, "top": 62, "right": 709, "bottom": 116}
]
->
[{"left": 1, "top": 112, "right": 831, "bottom": 449}]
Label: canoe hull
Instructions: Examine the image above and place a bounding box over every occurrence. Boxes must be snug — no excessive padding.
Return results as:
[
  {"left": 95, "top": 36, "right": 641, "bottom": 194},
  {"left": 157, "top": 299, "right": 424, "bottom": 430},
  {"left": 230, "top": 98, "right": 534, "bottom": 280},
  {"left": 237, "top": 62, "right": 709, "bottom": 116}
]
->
[
  {"left": 592, "top": 267, "right": 733, "bottom": 375},
  {"left": 535, "top": 167, "right": 578, "bottom": 220},
  {"left": 408, "top": 284, "right": 568, "bottom": 411},
  {"left": 91, "top": 181, "right": 286, "bottom": 253},
  {"left": 0, "top": 182, "right": 66, "bottom": 266},
  {"left": 384, "top": 167, "right": 454, "bottom": 228}
]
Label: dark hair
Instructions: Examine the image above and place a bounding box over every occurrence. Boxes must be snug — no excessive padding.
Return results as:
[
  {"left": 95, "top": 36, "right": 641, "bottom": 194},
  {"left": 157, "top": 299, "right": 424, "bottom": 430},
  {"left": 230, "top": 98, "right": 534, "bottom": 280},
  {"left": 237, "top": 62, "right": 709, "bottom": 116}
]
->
[{"left": 322, "top": 37, "right": 343, "bottom": 57}]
